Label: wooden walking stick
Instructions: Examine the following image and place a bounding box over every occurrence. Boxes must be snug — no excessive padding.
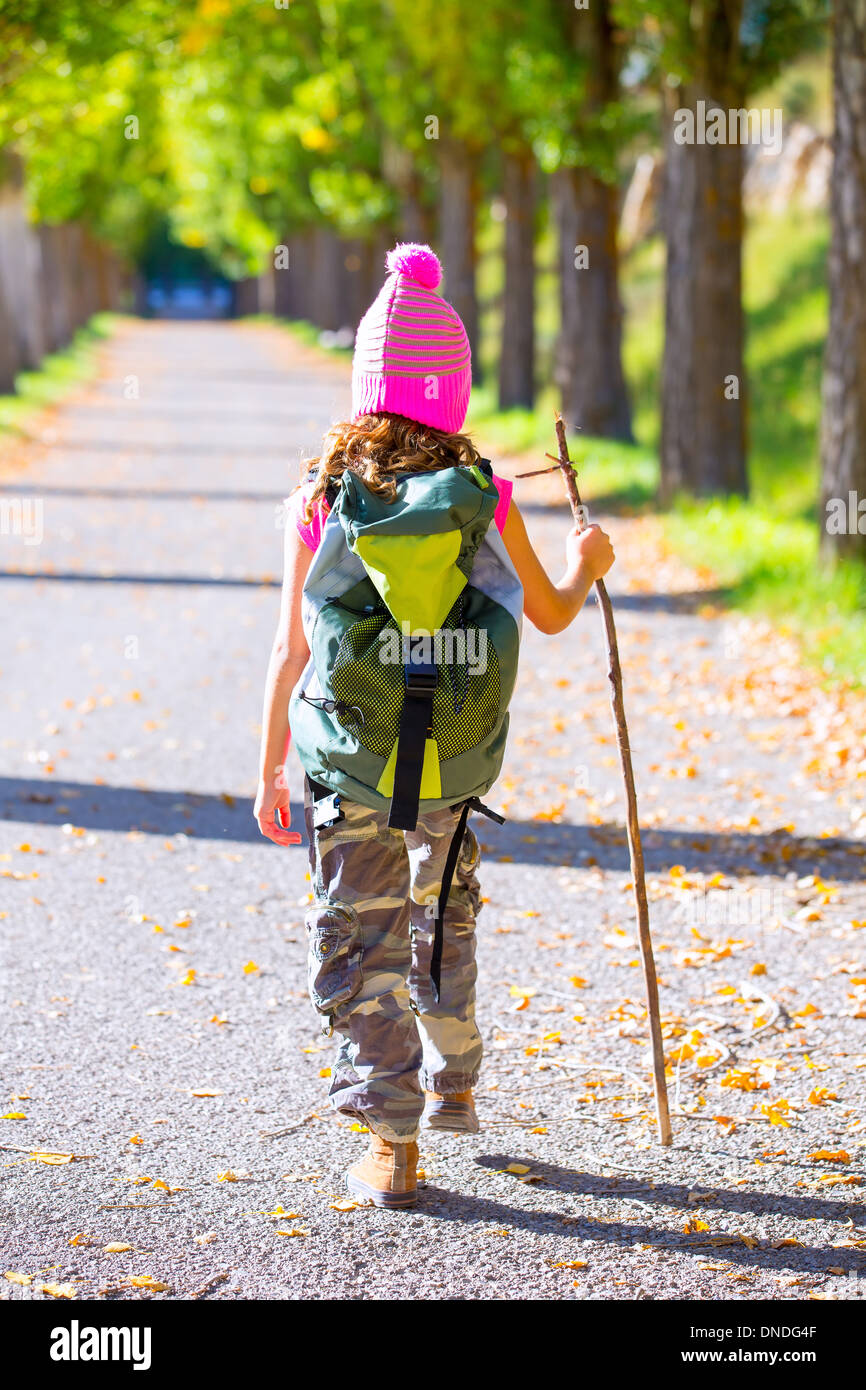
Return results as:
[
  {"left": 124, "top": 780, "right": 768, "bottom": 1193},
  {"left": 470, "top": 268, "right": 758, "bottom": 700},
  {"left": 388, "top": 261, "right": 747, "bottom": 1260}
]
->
[{"left": 519, "top": 415, "right": 672, "bottom": 1146}]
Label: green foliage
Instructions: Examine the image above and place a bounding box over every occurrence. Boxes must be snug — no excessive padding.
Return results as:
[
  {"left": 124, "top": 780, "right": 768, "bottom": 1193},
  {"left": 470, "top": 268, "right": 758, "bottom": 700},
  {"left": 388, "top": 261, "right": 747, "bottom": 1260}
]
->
[
  {"left": 0, "top": 0, "right": 851, "bottom": 680},
  {"left": 614, "top": 0, "right": 830, "bottom": 95}
]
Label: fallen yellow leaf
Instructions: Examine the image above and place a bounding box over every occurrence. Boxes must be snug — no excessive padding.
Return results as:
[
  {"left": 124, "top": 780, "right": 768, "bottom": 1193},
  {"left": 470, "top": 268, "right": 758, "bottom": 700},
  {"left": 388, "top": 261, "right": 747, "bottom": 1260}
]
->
[{"left": 808, "top": 1087, "right": 838, "bottom": 1105}]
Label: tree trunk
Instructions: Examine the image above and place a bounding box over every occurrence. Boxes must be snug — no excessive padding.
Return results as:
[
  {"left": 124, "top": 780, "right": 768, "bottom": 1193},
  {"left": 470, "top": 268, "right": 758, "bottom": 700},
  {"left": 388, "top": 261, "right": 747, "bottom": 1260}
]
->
[
  {"left": 400, "top": 179, "right": 435, "bottom": 246},
  {"left": 340, "top": 237, "right": 372, "bottom": 330},
  {"left": 0, "top": 151, "right": 45, "bottom": 369},
  {"left": 659, "top": 100, "right": 699, "bottom": 498},
  {"left": 438, "top": 141, "right": 481, "bottom": 382},
  {"left": 554, "top": 0, "right": 632, "bottom": 440},
  {"left": 309, "top": 226, "right": 347, "bottom": 330},
  {"left": 660, "top": 2, "right": 748, "bottom": 499},
  {"left": 61, "top": 223, "right": 89, "bottom": 331},
  {"left": 382, "top": 136, "right": 435, "bottom": 247},
  {"left": 104, "top": 247, "right": 125, "bottom": 311},
  {"left": 79, "top": 227, "right": 103, "bottom": 323},
  {"left": 820, "top": 0, "right": 866, "bottom": 563},
  {"left": 273, "top": 245, "right": 293, "bottom": 318},
  {"left": 38, "top": 224, "right": 69, "bottom": 354},
  {"left": 552, "top": 165, "right": 632, "bottom": 439},
  {"left": 233, "top": 278, "right": 259, "bottom": 316},
  {"left": 276, "top": 230, "right": 315, "bottom": 320},
  {"left": 257, "top": 265, "right": 276, "bottom": 316},
  {"left": 274, "top": 231, "right": 301, "bottom": 318},
  {"left": 0, "top": 270, "right": 21, "bottom": 393},
  {"left": 93, "top": 239, "right": 121, "bottom": 312},
  {"left": 498, "top": 148, "right": 536, "bottom": 410}
]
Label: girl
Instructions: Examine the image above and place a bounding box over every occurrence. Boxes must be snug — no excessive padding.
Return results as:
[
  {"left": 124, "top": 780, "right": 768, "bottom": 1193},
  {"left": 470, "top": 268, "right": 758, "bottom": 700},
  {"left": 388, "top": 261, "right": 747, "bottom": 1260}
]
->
[{"left": 255, "top": 244, "right": 614, "bottom": 1208}]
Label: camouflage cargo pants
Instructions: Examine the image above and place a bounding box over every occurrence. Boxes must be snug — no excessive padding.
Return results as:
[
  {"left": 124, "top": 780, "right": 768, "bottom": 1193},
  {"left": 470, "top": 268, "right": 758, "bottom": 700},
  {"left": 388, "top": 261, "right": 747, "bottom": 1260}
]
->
[{"left": 303, "top": 779, "right": 484, "bottom": 1144}]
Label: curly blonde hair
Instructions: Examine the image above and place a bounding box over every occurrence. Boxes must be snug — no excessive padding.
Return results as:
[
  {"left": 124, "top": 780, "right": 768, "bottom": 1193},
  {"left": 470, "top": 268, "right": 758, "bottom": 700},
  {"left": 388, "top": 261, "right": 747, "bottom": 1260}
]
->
[{"left": 299, "top": 412, "right": 481, "bottom": 522}]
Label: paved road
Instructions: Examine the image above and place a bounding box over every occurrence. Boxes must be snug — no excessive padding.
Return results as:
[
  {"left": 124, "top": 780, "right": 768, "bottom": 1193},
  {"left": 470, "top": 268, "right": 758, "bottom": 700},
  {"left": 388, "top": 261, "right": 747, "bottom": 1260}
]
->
[{"left": 2, "top": 320, "right": 866, "bottom": 1301}]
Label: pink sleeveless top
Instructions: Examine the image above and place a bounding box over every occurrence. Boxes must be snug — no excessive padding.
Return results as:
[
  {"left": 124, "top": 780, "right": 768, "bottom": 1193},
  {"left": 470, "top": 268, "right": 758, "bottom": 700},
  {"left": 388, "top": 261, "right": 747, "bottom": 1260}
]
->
[{"left": 287, "top": 471, "right": 513, "bottom": 552}]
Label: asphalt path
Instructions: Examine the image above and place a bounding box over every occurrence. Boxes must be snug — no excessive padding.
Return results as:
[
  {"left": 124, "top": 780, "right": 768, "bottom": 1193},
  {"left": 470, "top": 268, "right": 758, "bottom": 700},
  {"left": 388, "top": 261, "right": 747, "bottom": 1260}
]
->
[{"left": 2, "top": 319, "right": 865, "bottom": 1301}]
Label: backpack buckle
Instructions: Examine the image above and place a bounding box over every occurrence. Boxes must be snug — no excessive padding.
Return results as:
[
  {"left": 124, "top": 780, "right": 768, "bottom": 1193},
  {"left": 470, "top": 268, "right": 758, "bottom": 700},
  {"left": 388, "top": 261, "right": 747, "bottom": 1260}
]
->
[{"left": 404, "top": 660, "right": 437, "bottom": 697}]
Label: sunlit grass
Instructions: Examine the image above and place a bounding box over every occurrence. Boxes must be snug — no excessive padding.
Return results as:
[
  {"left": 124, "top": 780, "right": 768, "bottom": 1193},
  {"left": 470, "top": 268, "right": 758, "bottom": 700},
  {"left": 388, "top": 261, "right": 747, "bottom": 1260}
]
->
[{"left": 0, "top": 313, "right": 117, "bottom": 439}]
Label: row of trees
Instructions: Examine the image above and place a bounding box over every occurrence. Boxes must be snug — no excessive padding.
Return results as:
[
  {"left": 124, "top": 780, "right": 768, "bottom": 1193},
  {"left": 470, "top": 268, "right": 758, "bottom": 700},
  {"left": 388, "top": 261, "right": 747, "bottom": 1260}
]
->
[
  {"left": 0, "top": 150, "right": 128, "bottom": 392},
  {"left": 2, "top": 1, "right": 863, "bottom": 560}
]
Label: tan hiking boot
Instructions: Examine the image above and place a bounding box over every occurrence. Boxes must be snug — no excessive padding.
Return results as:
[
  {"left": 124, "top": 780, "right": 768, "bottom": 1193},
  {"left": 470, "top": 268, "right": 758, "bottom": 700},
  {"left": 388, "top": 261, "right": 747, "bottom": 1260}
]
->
[
  {"left": 346, "top": 1133, "right": 419, "bottom": 1209},
  {"left": 422, "top": 1089, "right": 479, "bottom": 1134}
]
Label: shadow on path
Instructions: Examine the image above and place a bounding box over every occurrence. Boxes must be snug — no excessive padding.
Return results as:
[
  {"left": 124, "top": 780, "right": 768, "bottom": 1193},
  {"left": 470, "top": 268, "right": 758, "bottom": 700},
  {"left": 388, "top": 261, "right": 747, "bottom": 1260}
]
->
[
  {"left": 0, "top": 569, "right": 281, "bottom": 589},
  {"left": 417, "top": 1155, "right": 866, "bottom": 1279},
  {"left": 0, "top": 483, "right": 285, "bottom": 504},
  {"left": 19, "top": 438, "right": 290, "bottom": 457},
  {"left": 0, "top": 566, "right": 727, "bottom": 613},
  {"left": 1, "top": 776, "right": 863, "bottom": 876}
]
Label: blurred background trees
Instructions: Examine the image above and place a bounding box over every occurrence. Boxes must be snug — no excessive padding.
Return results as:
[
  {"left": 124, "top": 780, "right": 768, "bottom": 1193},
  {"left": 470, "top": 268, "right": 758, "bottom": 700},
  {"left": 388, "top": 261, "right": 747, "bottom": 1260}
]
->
[{"left": 4, "top": 0, "right": 864, "bottom": 596}]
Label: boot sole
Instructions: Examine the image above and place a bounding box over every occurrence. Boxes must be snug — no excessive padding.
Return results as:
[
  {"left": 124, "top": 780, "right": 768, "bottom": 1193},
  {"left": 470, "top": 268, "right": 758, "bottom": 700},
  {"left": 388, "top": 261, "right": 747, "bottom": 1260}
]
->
[{"left": 345, "top": 1171, "right": 417, "bottom": 1209}]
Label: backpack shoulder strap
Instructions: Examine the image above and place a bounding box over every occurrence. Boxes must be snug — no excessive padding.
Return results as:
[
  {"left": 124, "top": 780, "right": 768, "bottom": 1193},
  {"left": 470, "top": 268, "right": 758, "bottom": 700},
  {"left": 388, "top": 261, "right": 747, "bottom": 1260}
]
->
[{"left": 304, "top": 465, "right": 341, "bottom": 511}]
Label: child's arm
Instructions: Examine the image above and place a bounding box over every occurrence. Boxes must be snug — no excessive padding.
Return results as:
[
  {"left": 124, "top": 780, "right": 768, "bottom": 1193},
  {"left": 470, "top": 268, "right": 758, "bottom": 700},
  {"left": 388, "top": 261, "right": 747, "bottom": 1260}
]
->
[
  {"left": 501, "top": 501, "right": 614, "bottom": 634},
  {"left": 254, "top": 523, "right": 313, "bottom": 845}
]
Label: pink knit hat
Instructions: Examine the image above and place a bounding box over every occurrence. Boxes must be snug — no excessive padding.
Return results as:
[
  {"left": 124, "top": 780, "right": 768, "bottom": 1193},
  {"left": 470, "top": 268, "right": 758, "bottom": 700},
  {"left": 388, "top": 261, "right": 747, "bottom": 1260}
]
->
[{"left": 351, "top": 243, "right": 472, "bottom": 434}]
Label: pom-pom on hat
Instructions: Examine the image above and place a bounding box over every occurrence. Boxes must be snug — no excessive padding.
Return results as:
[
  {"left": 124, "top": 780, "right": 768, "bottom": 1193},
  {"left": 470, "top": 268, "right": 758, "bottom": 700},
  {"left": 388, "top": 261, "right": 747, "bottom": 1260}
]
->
[{"left": 351, "top": 242, "right": 472, "bottom": 434}]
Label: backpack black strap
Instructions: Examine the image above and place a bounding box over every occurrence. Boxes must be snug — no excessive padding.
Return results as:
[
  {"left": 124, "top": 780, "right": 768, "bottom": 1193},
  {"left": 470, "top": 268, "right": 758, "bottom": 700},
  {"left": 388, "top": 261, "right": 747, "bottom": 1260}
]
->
[
  {"left": 430, "top": 800, "right": 470, "bottom": 1003},
  {"left": 386, "top": 459, "right": 493, "bottom": 833},
  {"left": 387, "top": 643, "right": 437, "bottom": 831},
  {"left": 430, "top": 796, "right": 505, "bottom": 1003}
]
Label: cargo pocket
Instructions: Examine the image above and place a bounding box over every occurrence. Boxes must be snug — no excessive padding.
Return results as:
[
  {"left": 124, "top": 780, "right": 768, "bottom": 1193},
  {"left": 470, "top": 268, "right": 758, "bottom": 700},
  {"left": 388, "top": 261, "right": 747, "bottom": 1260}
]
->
[{"left": 305, "top": 901, "right": 363, "bottom": 1014}]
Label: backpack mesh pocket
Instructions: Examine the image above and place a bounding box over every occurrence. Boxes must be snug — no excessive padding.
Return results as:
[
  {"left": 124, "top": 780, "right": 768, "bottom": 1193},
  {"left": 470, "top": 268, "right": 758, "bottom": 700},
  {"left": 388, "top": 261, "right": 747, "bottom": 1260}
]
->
[{"left": 330, "top": 595, "right": 501, "bottom": 761}]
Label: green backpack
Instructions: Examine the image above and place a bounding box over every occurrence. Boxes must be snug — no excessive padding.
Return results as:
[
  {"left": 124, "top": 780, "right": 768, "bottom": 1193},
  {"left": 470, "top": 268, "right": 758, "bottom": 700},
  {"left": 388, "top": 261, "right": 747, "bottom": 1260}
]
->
[{"left": 290, "top": 460, "right": 523, "bottom": 834}]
